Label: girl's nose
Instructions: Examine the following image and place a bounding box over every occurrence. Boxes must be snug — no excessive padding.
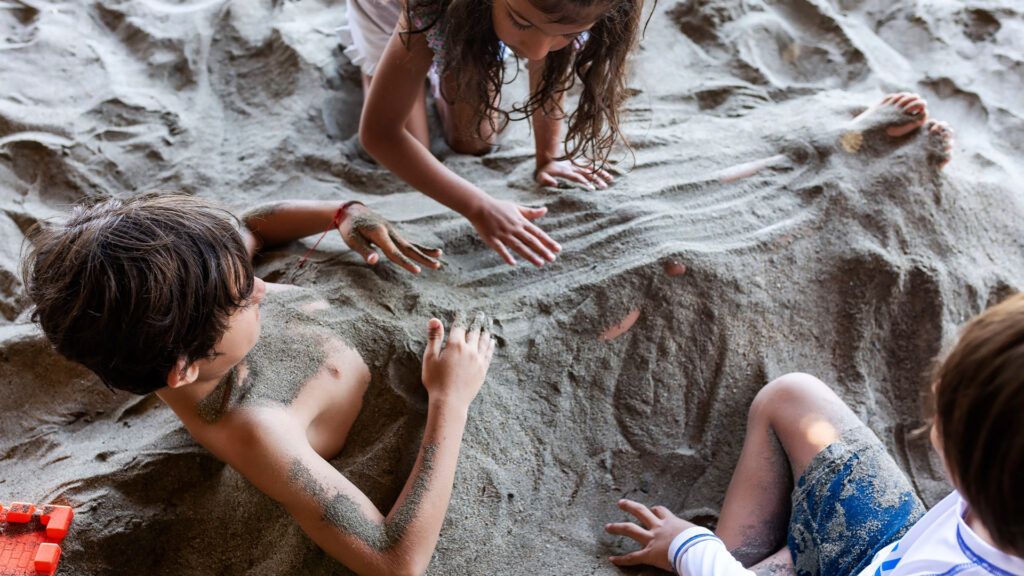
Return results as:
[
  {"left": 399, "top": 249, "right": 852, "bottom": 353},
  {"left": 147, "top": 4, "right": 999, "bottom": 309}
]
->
[{"left": 521, "top": 33, "right": 557, "bottom": 61}]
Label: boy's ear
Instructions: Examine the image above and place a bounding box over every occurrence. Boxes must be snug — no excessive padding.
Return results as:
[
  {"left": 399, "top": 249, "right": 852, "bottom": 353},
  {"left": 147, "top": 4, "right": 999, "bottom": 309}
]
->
[{"left": 166, "top": 357, "right": 201, "bottom": 389}]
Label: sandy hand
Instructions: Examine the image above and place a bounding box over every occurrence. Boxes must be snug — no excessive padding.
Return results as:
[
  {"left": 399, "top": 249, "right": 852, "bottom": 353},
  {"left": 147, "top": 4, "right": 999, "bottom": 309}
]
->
[
  {"left": 421, "top": 313, "right": 495, "bottom": 409},
  {"left": 339, "top": 204, "right": 443, "bottom": 274},
  {"left": 605, "top": 499, "right": 696, "bottom": 571},
  {"left": 535, "top": 159, "right": 614, "bottom": 190},
  {"left": 468, "top": 198, "right": 561, "bottom": 267}
]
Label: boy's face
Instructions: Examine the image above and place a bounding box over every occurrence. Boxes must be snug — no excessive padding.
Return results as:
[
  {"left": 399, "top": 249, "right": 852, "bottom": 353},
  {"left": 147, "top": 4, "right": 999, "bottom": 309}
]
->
[
  {"left": 492, "top": 0, "right": 600, "bottom": 62},
  {"left": 194, "top": 277, "right": 266, "bottom": 383}
]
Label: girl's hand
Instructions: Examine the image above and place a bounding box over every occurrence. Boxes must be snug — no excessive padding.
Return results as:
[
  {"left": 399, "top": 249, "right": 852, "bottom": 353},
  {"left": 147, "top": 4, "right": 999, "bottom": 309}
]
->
[
  {"left": 605, "top": 499, "right": 697, "bottom": 571},
  {"left": 340, "top": 204, "right": 443, "bottom": 274},
  {"left": 421, "top": 314, "right": 495, "bottom": 410},
  {"left": 468, "top": 199, "right": 561, "bottom": 267},
  {"left": 535, "top": 159, "right": 614, "bottom": 190}
]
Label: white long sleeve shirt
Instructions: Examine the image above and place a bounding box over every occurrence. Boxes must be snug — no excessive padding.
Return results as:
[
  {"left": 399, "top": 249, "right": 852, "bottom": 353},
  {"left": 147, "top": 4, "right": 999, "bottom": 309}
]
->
[{"left": 667, "top": 492, "right": 1024, "bottom": 576}]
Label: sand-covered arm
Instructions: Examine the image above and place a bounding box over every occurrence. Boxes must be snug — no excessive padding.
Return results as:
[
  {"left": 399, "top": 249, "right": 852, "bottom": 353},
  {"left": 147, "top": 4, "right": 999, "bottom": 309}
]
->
[
  {"left": 226, "top": 318, "right": 493, "bottom": 575},
  {"left": 223, "top": 402, "right": 466, "bottom": 575},
  {"left": 360, "top": 13, "right": 559, "bottom": 267},
  {"left": 240, "top": 200, "right": 442, "bottom": 274}
]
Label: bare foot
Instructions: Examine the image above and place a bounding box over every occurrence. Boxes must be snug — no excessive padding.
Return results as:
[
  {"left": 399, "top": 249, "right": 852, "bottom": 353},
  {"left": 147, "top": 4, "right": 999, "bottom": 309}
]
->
[
  {"left": 925, "top": 119, "right": 955, "bottom": 170},
  {"left": 840, "top": 93, "right": 928, "bottom": 153}
]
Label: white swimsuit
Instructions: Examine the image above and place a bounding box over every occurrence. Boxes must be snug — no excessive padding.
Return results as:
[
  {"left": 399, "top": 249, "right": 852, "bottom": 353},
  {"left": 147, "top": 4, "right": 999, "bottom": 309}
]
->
[{"left": 338, "top": 0, "right": 404, "bottom": 76}]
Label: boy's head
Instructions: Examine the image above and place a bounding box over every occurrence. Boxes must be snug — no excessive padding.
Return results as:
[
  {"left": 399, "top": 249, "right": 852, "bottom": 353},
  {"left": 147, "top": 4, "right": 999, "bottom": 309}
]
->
[
  {"left": 932, "top": 293, "right": 1024, "bottom": 555},
  {"left": 23, "top": 193, "right": 258, "bottom": 395}
]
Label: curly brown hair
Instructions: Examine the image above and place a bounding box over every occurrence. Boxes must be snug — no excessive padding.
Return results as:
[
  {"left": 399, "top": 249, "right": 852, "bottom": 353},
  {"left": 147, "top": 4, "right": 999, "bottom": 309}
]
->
[
  {"left": 22, "top": 193, "right": 254, "bottom": 395},
  {"left": 406, "top": 0, "right": 650, "bottom": 169}
]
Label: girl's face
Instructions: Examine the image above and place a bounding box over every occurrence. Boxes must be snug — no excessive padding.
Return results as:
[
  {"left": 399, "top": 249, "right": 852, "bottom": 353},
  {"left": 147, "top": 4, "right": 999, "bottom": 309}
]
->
[{"left": 492, "top": 0, "right": 601, "bottom": 62}]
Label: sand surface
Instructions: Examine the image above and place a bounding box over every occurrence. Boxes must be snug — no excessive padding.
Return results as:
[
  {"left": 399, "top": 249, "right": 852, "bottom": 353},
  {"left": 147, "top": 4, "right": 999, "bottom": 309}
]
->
[{"left": 2, "top": 0, "right": 1023, "bottom": 574}]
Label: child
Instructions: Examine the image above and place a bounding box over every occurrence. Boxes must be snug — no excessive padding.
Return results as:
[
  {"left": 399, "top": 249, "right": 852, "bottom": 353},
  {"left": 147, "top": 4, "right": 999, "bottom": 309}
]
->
[
  {"left": 23, "top": 193, "right": 495, "bottom": 576},
  {"left": 350, "top": 0, "right": 647, "bottom": 267},
  {"left": 604, "top": 294, "right": 1024, "bottom": 575}
]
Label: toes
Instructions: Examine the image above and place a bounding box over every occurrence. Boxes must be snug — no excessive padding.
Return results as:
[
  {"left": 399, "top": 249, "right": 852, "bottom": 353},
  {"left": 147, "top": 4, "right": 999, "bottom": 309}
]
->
[{"left": 925, "top": 120, "right": 954, "bottom": 169}]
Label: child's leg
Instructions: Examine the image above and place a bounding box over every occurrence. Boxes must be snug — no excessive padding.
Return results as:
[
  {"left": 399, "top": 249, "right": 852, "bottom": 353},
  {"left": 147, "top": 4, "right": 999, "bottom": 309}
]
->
[
  {"left": 717, "top": 373, "right": 924, "bottom": 575},
  {"left": 716, "top": 372, "right": 858, "bottom": 564},
  {"left": 362, "top": 74, "right": 430, "bottom": 148},
  {"left": 434, "top": 72, "right": 499, "bottom": 156}
]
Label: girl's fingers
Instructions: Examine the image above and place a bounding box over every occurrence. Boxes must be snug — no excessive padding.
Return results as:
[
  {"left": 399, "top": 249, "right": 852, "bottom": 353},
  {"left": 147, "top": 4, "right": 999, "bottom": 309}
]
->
[
  {"left": 605, "top": 522, "right": 653, "bottom": 543},
  {"left": 485, "top": 236, "right": 516, "bottom": 265},
  {"left": 524, "top": 221, "right": 561, "bottom": 253},
  {"left": 518, "top": 205, "right": 547, "bottom": 220},
  {"left": 537, "top": 172, "right": 558, "bottom": 187},
  {"left": 505, "top": 235, "right": 544, "bottom": 267},
  {"left": 572, "top": 170, "right": 595, "bottom": 190},
  {"left": 618, "top": 499, "right": 658, "bottom": 528},
  {"left": 516, "top": 229, "right": 555, "bottom": 262}
]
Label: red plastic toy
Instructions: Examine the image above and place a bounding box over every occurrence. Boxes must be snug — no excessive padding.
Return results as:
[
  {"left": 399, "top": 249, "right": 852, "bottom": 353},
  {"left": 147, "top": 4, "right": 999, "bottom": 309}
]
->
[{"left": 0, "top": 502, "right": 74, "bottom": 576}]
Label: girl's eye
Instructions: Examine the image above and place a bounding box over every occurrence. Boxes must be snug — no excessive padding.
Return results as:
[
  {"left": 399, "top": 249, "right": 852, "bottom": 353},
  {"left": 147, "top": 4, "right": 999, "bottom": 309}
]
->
[{"left": 507, "top": 9, "right": 531, "bottom": 30}]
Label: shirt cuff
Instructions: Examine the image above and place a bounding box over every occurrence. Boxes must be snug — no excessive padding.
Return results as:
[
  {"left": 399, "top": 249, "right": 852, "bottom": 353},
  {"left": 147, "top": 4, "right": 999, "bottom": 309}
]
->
[{"left": 668, "top": 527, "right": 721, "bottom": 574}]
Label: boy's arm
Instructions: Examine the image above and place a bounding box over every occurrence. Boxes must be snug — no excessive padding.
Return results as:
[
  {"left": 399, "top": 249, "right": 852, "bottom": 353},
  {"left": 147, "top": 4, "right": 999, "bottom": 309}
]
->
[
  {"left": 360, "top": 15, "right": 559, "bottom": 267},
  {"left": 606, "top": 499, "right": 755, "bottom": 575},
  {"left": 229, "top": 318, "right": 493, "bottom": 575},
  {"left": 240, "top": 200, "right": 442, "bottom": 274},
  {"left": 527, "top": 59, "right": 613, "bottom": 190}
]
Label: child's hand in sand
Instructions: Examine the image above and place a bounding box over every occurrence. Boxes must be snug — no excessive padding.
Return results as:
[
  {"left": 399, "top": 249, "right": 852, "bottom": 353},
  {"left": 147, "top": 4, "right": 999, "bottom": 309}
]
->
[
  {"left": 535, "top": 159, "right": 614, "bottom": 191},
  {"left": 467, "top": 198, "right": 561, "bottom": 267},
  {"left": 605, "top": 499, "right": 696, "bottom": 571},
  {"left": 421, "top": 314, "right": 495, "bottom": 410},
  {"left": 340, "top": 204, "right": 443, "bottom": 274}
]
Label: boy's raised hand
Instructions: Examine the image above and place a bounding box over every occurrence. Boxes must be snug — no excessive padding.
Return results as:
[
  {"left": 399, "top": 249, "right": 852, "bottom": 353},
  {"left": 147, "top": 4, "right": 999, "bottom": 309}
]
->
[
  {"left": 421, "top": 314, "right": 495, "bottom": 410},
  {"left": 605, "top": 499, "right": 697, "bottom": 571},
  {"left": 468, "top": 198, "right": 561, "bottom": 267},
  {"left": 339, "top": 204, "right": 443, "bottom": 274}
]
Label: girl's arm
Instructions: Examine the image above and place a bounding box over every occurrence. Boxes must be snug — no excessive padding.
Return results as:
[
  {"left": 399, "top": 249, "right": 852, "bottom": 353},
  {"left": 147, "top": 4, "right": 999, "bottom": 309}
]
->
[
  {"left": 240, "top": 200, "right": 442, "bottom": 274},
  {"left": 360, "top": 14, "right": 560, "bottom": 267},
  {"left": 527, "top": 58, "right": 613, "bottom": 190}
]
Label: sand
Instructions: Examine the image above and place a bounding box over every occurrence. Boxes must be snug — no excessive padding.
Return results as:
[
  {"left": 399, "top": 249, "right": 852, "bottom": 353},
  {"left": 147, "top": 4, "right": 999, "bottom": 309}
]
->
[{"left": 1, "top": 0, "right": 1023, "bottom": 574}]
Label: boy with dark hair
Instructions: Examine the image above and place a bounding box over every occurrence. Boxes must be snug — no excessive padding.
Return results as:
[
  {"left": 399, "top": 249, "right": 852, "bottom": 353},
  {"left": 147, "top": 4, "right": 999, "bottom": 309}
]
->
[
  {"left": 604, "top": 294, "right": 1024, "bottom": 575},
  {"left": 23, "top": 193, "right": 495, "bottom": 576}
]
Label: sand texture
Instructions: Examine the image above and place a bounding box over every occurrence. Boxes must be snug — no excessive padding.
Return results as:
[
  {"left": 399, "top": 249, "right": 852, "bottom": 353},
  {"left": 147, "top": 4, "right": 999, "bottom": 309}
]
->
[{"left": 2, "top": 0, "right": 1023, "bottom": 574}]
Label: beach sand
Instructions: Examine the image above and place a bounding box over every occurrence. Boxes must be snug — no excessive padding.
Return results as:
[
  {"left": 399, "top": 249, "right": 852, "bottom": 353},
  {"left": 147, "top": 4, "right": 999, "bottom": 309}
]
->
[{"left": 1, "top": 0, "right": 1023, "bottom": 574}]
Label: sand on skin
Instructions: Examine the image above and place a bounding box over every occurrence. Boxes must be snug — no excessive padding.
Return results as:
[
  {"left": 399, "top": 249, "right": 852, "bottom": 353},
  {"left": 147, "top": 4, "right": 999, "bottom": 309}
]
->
[{"left": 1, "top": 0, "right": 1023, "bottom": 574}]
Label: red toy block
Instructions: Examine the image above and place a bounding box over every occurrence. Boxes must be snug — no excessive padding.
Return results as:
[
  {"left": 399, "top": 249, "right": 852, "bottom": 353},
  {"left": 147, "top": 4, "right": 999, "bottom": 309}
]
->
[
  {"left": 5, "top": 504, "right": 35, "bottom": 524},
  {"left": 39, "top": 508, "right": 73, "bottom": 541},
  {"left": 33, "top": 543, "right": 60, "bottom": 574},
  {"left": 1, "top": 501, "right": 73, "bottom": 576}
]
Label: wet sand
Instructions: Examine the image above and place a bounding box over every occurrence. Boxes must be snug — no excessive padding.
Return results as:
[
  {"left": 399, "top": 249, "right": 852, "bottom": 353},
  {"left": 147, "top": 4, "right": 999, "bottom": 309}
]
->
[{"left": 1, "top": 0, "right": 1023, "bottom": 574}]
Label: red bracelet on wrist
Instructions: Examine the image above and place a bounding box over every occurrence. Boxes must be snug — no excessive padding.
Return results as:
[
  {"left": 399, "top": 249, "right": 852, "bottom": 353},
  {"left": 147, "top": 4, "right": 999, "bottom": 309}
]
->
[{"left": 297, "top": 201, "right": 365, "bottom": 269}]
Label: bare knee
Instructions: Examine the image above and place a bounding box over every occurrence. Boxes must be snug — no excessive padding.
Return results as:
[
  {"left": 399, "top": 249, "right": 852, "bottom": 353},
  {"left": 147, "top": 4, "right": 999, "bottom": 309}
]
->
[
  {"left": 749, "top": 372, "right": 830, "bottom": 423},
  {"left": 446, "top": 135, "right": 493, "bottom": 156}
]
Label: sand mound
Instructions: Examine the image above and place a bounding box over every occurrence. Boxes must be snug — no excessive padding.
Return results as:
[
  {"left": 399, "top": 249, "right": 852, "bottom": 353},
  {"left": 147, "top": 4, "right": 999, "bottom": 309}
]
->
[{"left": 1, "top": 0, "right": 1022, "bottom": 574}]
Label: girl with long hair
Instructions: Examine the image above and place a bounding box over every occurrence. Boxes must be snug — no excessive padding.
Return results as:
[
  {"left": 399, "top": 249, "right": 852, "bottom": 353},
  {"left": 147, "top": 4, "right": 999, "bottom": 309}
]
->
[{"left": 344, "top": 0, "right": 647, "bottom": 266}]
